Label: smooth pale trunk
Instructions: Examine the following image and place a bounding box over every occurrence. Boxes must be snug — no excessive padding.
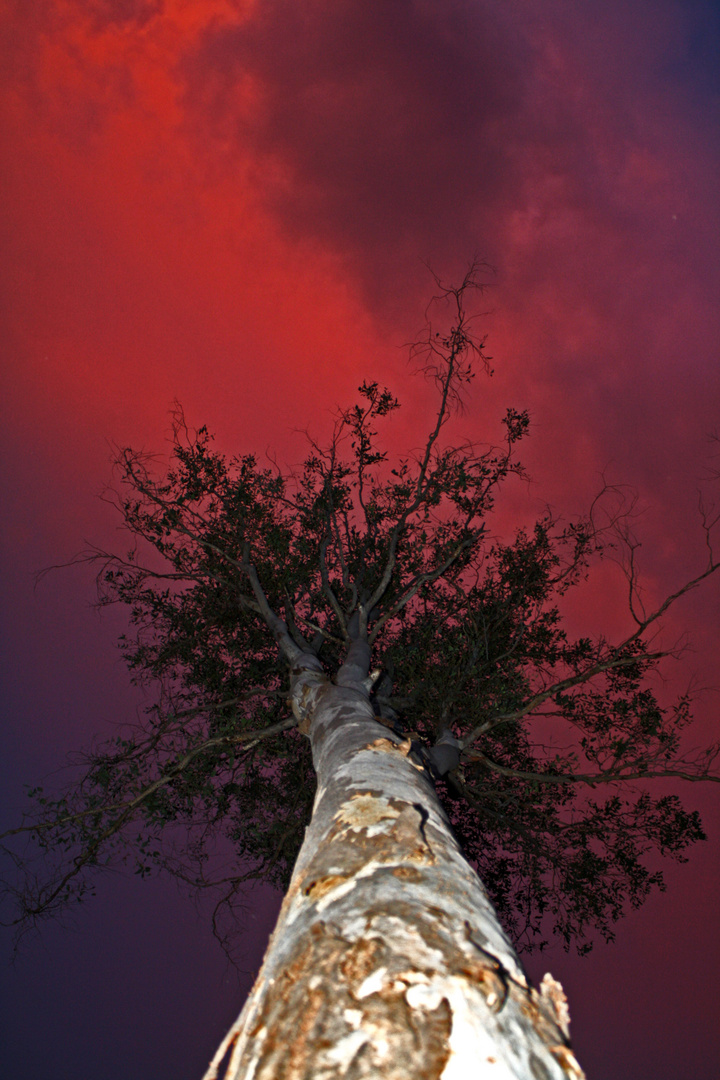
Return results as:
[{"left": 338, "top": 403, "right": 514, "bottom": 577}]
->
[{"left": 203, "top": 662, "right": 583, "bottom": 1080}]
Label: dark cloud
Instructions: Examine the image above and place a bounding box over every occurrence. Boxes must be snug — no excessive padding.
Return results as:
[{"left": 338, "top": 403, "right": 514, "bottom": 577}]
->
[
  {"left": 0, "top": 2, "right": 55, "bottom": 91},
  {"left": 181, "top": 0, "right": 531, "bottom": 280},
  {"left": 84, "top": 0, "right": 164, "bottom": 31},
  {"left": 178, "top": 0, "right": 720, "bottom": 345}
]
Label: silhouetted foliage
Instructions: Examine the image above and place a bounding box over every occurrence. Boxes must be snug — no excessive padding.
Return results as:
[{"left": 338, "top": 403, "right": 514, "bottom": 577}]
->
[{"left": 3, "top": 265, "right": 718, "bottom": 956}]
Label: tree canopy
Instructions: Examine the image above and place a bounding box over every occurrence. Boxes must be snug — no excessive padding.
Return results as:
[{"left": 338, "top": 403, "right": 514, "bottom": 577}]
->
[{"left": 3, "top": 266, "right": 719, "bottom": 957}]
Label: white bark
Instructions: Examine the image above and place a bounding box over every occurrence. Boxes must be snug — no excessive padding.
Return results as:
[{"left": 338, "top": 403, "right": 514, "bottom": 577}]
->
[{"left": 203, "top": 650, "right": 584, "bottom": 1080}]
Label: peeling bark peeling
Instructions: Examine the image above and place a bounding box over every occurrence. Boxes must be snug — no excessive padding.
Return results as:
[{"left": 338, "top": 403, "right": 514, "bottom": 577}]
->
[{"left": 203, "top": 644, "right": 585, "bottom": 1080}]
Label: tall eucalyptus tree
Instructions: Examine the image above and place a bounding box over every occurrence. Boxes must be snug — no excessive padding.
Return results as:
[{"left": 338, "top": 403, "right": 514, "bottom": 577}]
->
[{"left": 4, "top": 268, "right": 718, "bottom": 1078}]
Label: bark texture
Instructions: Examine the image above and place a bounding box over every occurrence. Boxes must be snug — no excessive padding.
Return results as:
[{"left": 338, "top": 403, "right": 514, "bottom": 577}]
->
[{"left": 203, "top": 653, "right": 584, "bottom": 1080}]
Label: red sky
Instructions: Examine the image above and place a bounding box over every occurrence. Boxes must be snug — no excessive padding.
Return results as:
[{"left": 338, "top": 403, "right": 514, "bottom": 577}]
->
[{"left": 1, "top": 2, "right": 719, "bottom": 1077}]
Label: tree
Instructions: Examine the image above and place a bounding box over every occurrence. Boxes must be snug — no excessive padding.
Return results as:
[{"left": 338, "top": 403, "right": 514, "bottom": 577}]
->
[{"left": 2, "top": 267, "right": 719, "bottom": 1077}]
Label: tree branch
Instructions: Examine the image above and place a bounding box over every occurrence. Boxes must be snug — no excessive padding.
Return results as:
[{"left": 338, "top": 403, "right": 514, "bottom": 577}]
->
[{"left": 467, "top": 749, "right": 720, "bottom": 787}]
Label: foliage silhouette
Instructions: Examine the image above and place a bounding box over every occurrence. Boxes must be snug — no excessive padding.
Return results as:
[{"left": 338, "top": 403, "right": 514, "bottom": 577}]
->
[{"left": 3, "top": 265, "right": 718, "bottom": 957}]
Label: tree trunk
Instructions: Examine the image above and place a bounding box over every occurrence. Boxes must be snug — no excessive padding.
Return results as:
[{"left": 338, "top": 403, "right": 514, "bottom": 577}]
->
[{"left": 203, "top": 649, "right": 584, "bottom": 1080}]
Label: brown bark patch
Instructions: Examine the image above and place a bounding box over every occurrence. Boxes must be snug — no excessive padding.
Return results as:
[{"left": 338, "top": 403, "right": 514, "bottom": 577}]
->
[
  {"left": 296, "top": 797, "right": 435, "bottom": 899},
  {"left": 339, "top": 936, "right": 383, "bottom": 984},
  {"left": 391, "top": 866, "right": 424, "bottom": 882},
  {"left": 330, "top": 795, "right": 435, "bottom": 866},
  {"left": 245, "top": 922, "right": 451, "bottom": 1080},
  {"left": 548, "top": 1045, "right": 585, "bottom": 1078},
  {"left": 457, "top": 958, "right": 508, "bottom": 1011},
  {"left": 344, "top": 984, "right": 451, "bottom": 1079},
  {"left": 517, "top": 983, "right": 585, "bottom": 1075},
  {"left": 334, "top": 791, "right": 401, "bottom": 830},
  {"left": 364, "top": 736, "right": 414, "bottom": 757},
  {"left": 303, "top": 874, "right": 352, "bottom": 901}
]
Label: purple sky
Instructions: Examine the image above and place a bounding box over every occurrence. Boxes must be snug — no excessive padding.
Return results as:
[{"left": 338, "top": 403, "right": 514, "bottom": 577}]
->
[{"left": 2, "top": 2, "right": 719, "bottom": 1077}]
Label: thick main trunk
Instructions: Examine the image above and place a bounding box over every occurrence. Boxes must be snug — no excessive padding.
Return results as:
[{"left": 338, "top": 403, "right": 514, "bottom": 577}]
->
[{"left": 204, "top": 665, "right": 583, "bottom": 1080}]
